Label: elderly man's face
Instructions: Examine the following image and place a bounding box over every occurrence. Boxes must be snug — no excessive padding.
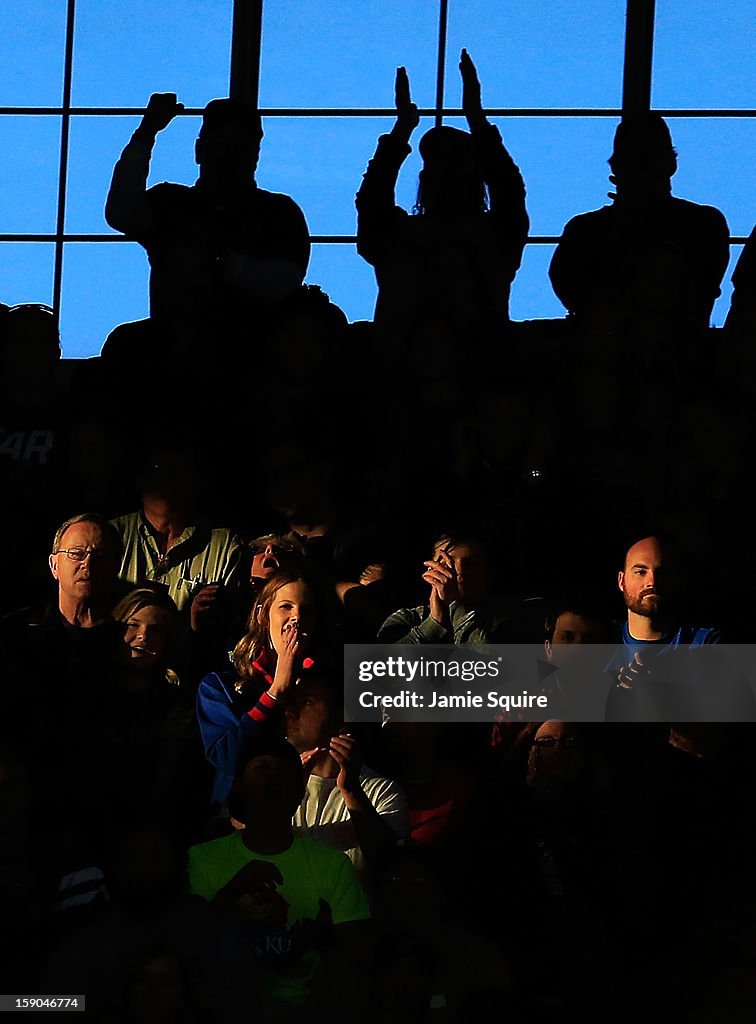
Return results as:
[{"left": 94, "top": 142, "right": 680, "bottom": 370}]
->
[{"left": 49, "top": 521, "right": 118, "bottom": 603}]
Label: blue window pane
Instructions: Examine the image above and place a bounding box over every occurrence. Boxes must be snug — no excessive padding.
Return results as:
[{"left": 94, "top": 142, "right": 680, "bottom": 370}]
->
[
  {"left": 0, "top": 243, "right": 55, "bottom": 306},
  {"left": 66, "top": 114, "right": 202, "bottom": 232},
  {"left": 141, "top": 115, "right": 204, "bottom": 187},
  {"left": 72, "top": 0, "right": 232, "bottom": 107},
  {"left": 0, "top": 1, "right": 67, "bottom": 106},
  {"left": 446, "top": 0, "right": 626, "bottom": 109},
  {"left": 665, "top": 119, "right": 756, "bottom": 239},
  {"left": 257, "top": 116, "right": 429, "bottom": 237},
  {"left": 59, "top": 243, "right": 149, "bottom": 358},
  {"left": 0, "top": 118, "right": 61, "bottom": 232},
  {"left": 510, "top": 244, "right": 565, "bottom": 321},
  {"left": 306, "top": 244, "right": 378, "bottom": 324},
  {"left": 653, "top": 0, "right": 755, "bottom": 109},
  {"left": 712, "top": 244, "right": 742, "bottom": 329},
  {"left": 260, "top": 0, "right": 439, "bottom": 108}
]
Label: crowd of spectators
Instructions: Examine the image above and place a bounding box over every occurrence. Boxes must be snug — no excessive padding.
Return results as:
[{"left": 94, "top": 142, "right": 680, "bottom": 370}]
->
[{"left": 2, "top": 49, "right": 755, "bottom": 1023}]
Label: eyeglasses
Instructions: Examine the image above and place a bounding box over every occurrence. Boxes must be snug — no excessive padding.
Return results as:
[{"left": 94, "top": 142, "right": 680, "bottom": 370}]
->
[
  {"left": 532, "top": 735, "right": 580, "bottom": 749},
  {"left": 53, "top": 548, "right": 110, "bottom": 562},
  {"left": 249, "top": 539, "right": 295, "bottom": 556}
]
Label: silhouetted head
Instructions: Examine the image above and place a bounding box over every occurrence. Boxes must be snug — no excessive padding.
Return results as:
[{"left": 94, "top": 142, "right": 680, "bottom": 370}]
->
[
  {"left": 0, "top": 302, "right": 60, "bottom": 358},
  {"left": 137, "top": 439, "right": 200, "bottom": 513},
  {"left": 195, "top": 98, "right": 263, "bottom": 185},
  {"left": 415, "top": 125, "right": 487, "bottom": 216},
  {"left": 0, "top": 303, "right": 60, "bottom": 398},
  {"left": 374, "top": 845, "right": 444, "bottom": 926},
  {"left": 124, "top": 947, "right": 189, "bottom": 1023},
  {"left": 418, "top": 125, "right": 472, "bottom": 162},
  {"left": 608, "top": 113, "right": 677, "bottom": 195},
  {"left": 262, "top": 435, "right": 334, "bottom": 523},
  {"left": 228, "top": 736, "right": 306, "bottom": 826},
  {"left": 268, "top": 285, "right": 349, "bottom": 389}
]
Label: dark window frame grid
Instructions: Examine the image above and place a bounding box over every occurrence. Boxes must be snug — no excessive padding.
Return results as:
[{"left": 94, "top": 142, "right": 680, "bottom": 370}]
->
[{"left": 0, "top": 0, "right": 751, "bottom": 332}]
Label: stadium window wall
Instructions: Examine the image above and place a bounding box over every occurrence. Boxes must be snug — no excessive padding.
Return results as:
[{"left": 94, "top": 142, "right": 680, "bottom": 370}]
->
[{"left": 0, "top": 0, "right": 752, "bottom": 357}]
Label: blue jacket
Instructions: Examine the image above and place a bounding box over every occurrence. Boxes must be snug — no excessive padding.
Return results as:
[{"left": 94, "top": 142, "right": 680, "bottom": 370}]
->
[{"left": 196, "top": 668, "right": 281, "bottom": 806}]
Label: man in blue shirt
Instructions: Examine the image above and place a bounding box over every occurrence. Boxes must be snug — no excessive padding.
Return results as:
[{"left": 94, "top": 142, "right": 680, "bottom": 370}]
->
[
  {"left": 606, "top": 535, "right": 754, "bottom": 721},
  {"left": 613, "top": 534, "right": 718, "bottom": 665}
]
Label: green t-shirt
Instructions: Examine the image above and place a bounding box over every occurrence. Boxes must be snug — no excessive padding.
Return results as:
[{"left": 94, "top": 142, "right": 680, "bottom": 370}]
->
[{"left": 188, "top": 831, "right": 370, "bottom": 1006}]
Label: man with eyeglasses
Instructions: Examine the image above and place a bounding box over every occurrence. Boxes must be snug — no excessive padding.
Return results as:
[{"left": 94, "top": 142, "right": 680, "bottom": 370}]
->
[
  {"left": 248, "top": 533, "right": 303, "bottom": 592},
  {"left": 0, "top": 514, "right": 123, "bottom": 822},
  {"left": 1, "top": 513, "right": 122, "bottom": 685},
  {"left": 48, "top": 515, "right": 122, "bottom": 629}
]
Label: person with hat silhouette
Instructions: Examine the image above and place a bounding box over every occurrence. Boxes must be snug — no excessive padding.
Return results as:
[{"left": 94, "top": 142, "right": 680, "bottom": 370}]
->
[{"left": 356, "top": 50, "right": 528, "bottom": 363}]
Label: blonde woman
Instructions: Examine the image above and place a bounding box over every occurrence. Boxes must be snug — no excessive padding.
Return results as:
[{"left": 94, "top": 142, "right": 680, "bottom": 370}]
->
[{"left": 196, "top": 571, "right": 334, "bottom": 809}]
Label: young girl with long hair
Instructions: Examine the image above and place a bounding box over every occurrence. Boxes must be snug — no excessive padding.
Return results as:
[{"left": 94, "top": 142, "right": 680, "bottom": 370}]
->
[{"left": 196, "top": 570, "right": 332, "bottom": 809}]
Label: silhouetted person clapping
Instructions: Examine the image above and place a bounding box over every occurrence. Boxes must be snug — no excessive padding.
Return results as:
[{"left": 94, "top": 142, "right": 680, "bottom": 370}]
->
[
  {"left": 105, "top": 94, "right": 310, "bottom": 364},
  {"left": 356, "top": 50, "right": 528, "bottom": 362},
  {"left": 549, "top": 113, "right": 729, "bottom": 345}
]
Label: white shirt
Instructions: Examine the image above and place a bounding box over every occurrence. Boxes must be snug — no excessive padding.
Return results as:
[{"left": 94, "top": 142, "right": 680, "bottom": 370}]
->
[{"left": 292, "top": 767, "right": 409, "bottom": 873}]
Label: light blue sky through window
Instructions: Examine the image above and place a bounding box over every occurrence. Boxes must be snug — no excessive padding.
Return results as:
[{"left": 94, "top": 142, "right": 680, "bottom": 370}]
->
[{"left": 0, "top": 0, "right": 752, "bottom": 356}]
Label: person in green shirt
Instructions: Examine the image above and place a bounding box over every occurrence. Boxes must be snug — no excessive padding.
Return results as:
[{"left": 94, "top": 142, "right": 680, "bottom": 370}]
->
[{"left": 188, "top": 736, "right": 371, "bottom": 1020}]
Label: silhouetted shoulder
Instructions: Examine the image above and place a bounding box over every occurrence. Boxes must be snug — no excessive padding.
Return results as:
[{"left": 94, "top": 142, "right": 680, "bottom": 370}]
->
[
  {"left": 145, "top": 181, "right": 194, "bottom": 209},
  {"left": 252, "top": 186, "right": 309, "bottom": 221},
  {"left": 147, "top": 181, "right": 192, "bottom": 198},
  {"left": 558, "top": 204, "right": 614, "bottom": 236},
  {"left": 563, "top": 196, "right": 727, "bottom": 238},
  {"left": 667, "top": 196, "right": 729, "bottom": 233}
]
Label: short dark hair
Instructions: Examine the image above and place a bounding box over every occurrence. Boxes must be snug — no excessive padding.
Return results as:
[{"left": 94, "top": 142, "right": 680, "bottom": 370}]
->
[
  {"left": 418, "top": 124, "right": 473, "bottom": 161},
  {"left": 233, "top": 734, "right": 304, "bottom": 789},
  {"left": 200, "top": 98, "right": 262, "bottom": 139},
  {"left": 430, "top": 522, "right": 495, "bottom": 557},
  {"left": 609, "top": 113, "right": 677, "bottom": 177},
  {"left": 544, "top": 592, "right": 611, "bottom": 643}
]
